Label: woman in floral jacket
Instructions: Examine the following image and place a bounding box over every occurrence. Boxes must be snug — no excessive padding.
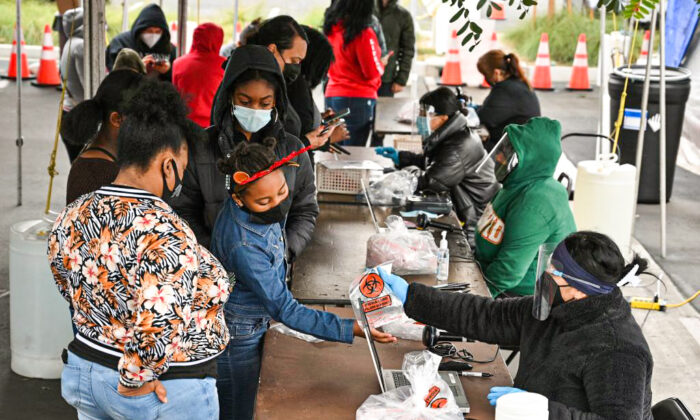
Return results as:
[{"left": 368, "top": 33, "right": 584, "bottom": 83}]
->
[{"left": 48, "top": 79, "right": 231, "bottom": 420}]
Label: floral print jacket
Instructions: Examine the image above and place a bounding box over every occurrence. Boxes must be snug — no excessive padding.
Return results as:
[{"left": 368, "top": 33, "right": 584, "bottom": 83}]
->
[{"left": 48, "top": 185, "right": 231, "bottom": 388}]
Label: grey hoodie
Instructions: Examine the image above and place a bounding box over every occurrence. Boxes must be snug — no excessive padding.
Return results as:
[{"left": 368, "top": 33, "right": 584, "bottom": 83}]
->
[{"left": 60, "top": 7, "right": 84, "bottom": 110}]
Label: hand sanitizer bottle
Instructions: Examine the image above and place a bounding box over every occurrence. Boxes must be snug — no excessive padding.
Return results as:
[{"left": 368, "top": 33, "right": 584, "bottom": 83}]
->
[{"left": 436, "top": 231, "right": 449, "bottom": 284}]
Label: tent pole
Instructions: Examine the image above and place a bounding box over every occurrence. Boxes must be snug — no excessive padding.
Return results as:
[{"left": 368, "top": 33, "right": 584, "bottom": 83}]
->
[
  {"left": 659, "top": 0, "right": 667, "bottom": 257},
  {"left": 16, "top": 0, "right": 23, "bottom": 207},
  {"left": 121, "top": 0, "right": 129, "bottom": 32},
  {"left": 177, "top": 0, "right": 188, "bottom": 57},
  {"left": 233, "top": 0, "right": 239, "bottom": 45},
  {"left": 84, "top": 0, "right": 106, "bottom": 98},
  {"left": 630, "top": 8, "right": 658, "bottom": 235},
  {"left": 597, "top": 7, "right": 607, "bottom": 158}
]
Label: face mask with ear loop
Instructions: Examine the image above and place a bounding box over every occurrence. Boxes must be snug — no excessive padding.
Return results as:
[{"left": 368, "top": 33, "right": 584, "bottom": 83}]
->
[
  {"left": 232, "top": 104, "right": 274, "bottom": 133},
  {"left": 140, "top": 32, "right": 162, "bottom": 49},
  {"left": 162, "top": 160, "right": 183, "bottom": 199},
  {"left": 416, "top": 104, "right": 435, "bottom": 141}
]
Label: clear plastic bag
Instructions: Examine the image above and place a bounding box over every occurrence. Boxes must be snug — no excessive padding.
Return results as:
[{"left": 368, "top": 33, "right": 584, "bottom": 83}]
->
[
  {"left": 349, "top": 264, "right": 405, "bottom": 329},
  {"left": 268, "top": 323, "right": 323, "bottom": 343},
  {"left": 369, "top": 170, "right": 419, "bottom": 206},
  {"left": 356, "top": 351, "right": 463, "bottom": 420},
  {"left": 381, "top": 316, "right": 425, "bottom": 341},
  {"left": 366, "top": 215, "right": 438, "bottom": 275}
]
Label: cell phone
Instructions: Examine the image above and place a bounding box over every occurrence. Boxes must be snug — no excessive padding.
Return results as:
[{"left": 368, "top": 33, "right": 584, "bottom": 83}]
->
[{"left": 321, "top": 108, "right": 351, "bottom": 126}]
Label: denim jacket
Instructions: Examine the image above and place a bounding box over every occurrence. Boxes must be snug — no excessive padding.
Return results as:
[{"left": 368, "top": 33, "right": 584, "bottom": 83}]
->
[{"left": 211, "top": 198, "right": 354, "bottom": 343}]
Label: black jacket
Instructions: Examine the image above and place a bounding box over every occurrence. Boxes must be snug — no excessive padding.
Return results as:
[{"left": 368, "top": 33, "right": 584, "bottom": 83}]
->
[
  {"left": 398, "top": 113, "right": 500, "bottom": 231},
  {"left": 375, "top": 0, "right": 415, "bottom": 86},
  {"left": 477, "top": 77, "right": 541, "bottom": 151},
  {"left": 169, "top": 45, "right": 319, "bottom": 259},
  {"left": 287, "top": 75, "right": 321, "bottom": 139},
  {"left": 405, "top": 284, "right": 654, "bottom": 420},
  {"left": 105, "top": 4, "right": 176, "bottom": 81}
]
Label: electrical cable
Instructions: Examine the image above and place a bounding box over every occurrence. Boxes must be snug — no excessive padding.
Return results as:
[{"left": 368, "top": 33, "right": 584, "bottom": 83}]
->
[{"left": 665, "top": 290, "right": 700, "bottom": 308}]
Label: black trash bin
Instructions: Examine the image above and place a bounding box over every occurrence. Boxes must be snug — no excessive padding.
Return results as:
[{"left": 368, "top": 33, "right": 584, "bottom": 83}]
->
[{"left": 608, "top": 65, "right": 691, "bottom": 203}]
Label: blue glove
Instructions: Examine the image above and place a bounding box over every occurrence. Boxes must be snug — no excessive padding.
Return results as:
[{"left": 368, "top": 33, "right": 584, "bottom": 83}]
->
[
  {"left": 377, "top": 266, "right": 409, "bottom": 304},
  {"left": 487, "top": 387, "right": 525, "bottom": 406},
  {"left": 375, "top": 147, "right": 399, "bottom": 166}
]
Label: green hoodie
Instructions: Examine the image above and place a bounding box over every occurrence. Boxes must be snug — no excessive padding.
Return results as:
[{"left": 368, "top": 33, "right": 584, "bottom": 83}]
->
[{"left": 475, "top": 117, "right": 576, "bottom": 297}]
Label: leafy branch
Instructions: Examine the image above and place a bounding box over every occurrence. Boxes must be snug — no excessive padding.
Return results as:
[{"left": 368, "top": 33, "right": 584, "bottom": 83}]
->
[{"left": 443, "top": 0, "right": 536, "bottom": 51}]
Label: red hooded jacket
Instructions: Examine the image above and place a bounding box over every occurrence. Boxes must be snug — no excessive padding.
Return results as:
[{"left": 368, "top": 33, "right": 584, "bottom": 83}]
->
[
  {"left": 325, "top": 23, "right": 384, "bottom": 99},
  {"left": 173, "top": 23, "right": 225, "bottom": 127}
]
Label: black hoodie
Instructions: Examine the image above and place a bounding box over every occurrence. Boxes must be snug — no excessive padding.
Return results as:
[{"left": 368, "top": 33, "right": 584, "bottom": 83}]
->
[
  {"left": 169, "top": 45, "right": 319, "bottom": 259},
  {"left": 105, "top": 4, "right": 176, "bottom": 81}
]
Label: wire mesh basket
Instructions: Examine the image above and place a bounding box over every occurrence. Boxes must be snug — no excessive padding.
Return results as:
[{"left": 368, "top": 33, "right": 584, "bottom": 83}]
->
[
  {"left": 393, "top": 134, "right": 423, "bottom": 154},
  {"left": 316, "top": 160, "right": 384, "bottom": 195}
]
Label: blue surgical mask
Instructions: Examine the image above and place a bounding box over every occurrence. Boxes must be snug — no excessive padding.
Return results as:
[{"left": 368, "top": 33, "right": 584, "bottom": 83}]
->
[
  {"left": 416, "top": 116, "right": 431, "bottom": 138},
  {"left": 232, "top": 105, "right": 272, "bottom": 133}
]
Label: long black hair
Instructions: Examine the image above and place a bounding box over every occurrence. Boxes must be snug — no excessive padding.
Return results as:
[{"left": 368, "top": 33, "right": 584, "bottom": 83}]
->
[
  {"left": 117, "top": 78, "right": 204, "bottom": 169},
  {"left": 420, "top": 87, "right": 469, "bottom": 117},
  {"left": 300, "top": 25, "right": 334, "bottom": 89},
  {"left": 565, "top": 231, "right": 649, "bottom": 285},
  {"left": 245, "top": 15, "right": 308, "bottom": 53},
  {"left": 323, "top": 0, "right": 374, "bottom": 47},
  {"left": 61, "top": 70, "right": 143, "bottom": 146}
]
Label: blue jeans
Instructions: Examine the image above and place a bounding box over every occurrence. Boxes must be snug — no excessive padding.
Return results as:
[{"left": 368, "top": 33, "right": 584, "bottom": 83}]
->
[
  {"left": 216, "top": 311, "right": 270, "bottom": 420},
  {"left": 325, "top": 97, "right": 376, "bottom": 147},
  {"left": 61, "top": 351, "right": 219, "bottom": 420}
]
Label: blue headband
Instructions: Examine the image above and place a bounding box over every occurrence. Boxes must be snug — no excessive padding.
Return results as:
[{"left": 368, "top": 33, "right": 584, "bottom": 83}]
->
[{"left": 550, "top": 242, "right": 615, "bottom": 296}]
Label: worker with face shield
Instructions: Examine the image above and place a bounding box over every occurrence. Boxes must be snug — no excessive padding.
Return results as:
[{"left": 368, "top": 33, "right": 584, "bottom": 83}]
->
[
  {"left": 377, "top": 231, "right": 655, "bottom": 420},
  {"left": 375, "top": 87, "right": 500, "bottom": 244},
  {"left": 471, "top": 117, "right": 576, "bottom": 297}
]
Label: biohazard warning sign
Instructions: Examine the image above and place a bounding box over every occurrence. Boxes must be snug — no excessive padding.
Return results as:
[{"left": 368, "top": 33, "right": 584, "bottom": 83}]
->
[
  {"left": 362, "top": 295, "right": 392, "bottom": 313},
  {"left": 424, "top": 386, "right": 441, "bottom": 407},
  {"left": 359, "top": 273, "right": 384, "bottom": 298}
]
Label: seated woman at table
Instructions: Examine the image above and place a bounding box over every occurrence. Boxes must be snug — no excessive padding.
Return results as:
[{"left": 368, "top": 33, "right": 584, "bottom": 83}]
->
[
  {"left": 210, "top": 139, "right": 396, "bottom": 420},
  {"left": 476, "top": 50, "right": 540, "bottom": 152},
  {"left": 379, "top": 231, "right": 654, "bottom": 420},
  {"left": 375, "top": 87, "right": 500, "bottom": 245}
]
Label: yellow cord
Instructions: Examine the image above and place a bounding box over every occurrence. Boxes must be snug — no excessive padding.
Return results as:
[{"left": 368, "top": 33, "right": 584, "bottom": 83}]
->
[
  {"left": 666, "top": 290, "right": 700, "bottom": 308},
  {"left": 45, "top": 16, "right": 76, "bottom": 214},
  {"left": 610, "top": 19, "right": 640, "bottom": 156}
]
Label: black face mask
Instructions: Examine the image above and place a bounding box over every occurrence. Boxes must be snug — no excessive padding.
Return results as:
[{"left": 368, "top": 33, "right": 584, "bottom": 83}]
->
[
  {"left": 283, "top": 63, "right": 301, "bottom": 84},
  {"left": 240, "top": 194, "right": 293, "bottom": 225},
  {"left": 543, "top": 272, "right": 568, "bottom": 308},
  {"left": 162, "top": 160, "right": 183, "bottom": 199}
]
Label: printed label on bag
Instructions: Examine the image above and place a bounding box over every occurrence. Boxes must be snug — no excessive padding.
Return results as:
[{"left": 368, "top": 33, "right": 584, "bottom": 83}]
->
[
  {"left": 359, "top": 273, "right": 384, "bottom": 298},
  {"left": 430, "top": 398, "right": 448, "bottom": 408},
  {"left": 424, "top": 386, "right": 441, "bottom": 407},
  {"left": 362, "top": 295, "right": 392, "bottom": 313}
]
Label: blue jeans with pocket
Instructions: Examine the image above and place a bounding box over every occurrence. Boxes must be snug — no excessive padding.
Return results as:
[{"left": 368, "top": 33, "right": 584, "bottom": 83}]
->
[
  {"left": 325, "top": 97, "right": 376, "bottom": 147},
  {"left": 216, "top": 310, "right": 270, "bottom": 420},
  {"left": 61, "top": 351, "right": 219, "bottom": 420}
]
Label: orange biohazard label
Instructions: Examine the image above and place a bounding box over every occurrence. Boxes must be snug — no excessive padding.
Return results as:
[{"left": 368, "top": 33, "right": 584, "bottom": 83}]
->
[
  {"left": 424, "top": 386, "right": 441, "bottom": 406},
  {"left": 359, "top": 273, "right": 384, "bottom": 298},
  {"left": 477, "top": 203, "right": 505, "bottom": 245},
  {"left": 362, "top": 295, "right": 392, "bottom": 313},
  {"left": 430, "top": 398, "right": 448, "bottom": 408}
]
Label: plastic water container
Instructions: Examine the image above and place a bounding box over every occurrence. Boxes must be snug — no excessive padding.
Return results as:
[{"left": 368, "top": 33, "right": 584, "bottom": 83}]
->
[
  {"left": 10, "top": 218, "right": 73, "bottom": 379},
  {"left": 496, "top": 392, "right": 549, "bottom": 420},
  {"left": 573, "top": 154, "right": 637, "bottom": 257}
]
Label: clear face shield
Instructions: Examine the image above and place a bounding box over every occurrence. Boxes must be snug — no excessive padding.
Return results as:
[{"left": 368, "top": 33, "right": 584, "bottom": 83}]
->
[
  {"left": 475, "top": 133, "right": 519, "bottom": 182},
  {"left": 416, "top": 104, "right": 436, "bottom": 141},
  {"left": 532, "top": 243, "right": 616, "bottom": 321}
]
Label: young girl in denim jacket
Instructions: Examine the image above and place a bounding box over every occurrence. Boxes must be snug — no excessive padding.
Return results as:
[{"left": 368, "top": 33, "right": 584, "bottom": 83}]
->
[{"left": 210, "top": 139, "right": 395, "bottom": 420}]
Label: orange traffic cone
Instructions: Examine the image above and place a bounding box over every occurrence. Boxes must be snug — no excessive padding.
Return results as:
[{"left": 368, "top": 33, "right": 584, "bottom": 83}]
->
[
  {"left": 2, "top": 24, "right": 34, "bottom": 80},
  {"left": 532, "top": 33, "right": 553, "bottom": 91},
  {"left": 480, "top": 32, "right": 500, "bottom": 89},
  {"left": 636, "top": 30, "right": 650, "bottom": 65},
  {"left": 170, "top": 22, "right": 179, "bottom": 47},
  {"left": 567, "top": 33, "right": 591, "bottom": 91},
  {"left": 440, "top": 30, "right": 464, "bottom": 87},
  {"left": 490, "top": 2, "right": 506, "bottom": 20},
  {"left": 32, "top": 25, "right": 61, "bottom": 87}
]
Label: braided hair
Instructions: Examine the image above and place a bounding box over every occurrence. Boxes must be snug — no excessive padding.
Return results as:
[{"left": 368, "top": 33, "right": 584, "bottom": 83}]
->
[{"left": 218, "top": 138, "right": 278, "bottom": 193}]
